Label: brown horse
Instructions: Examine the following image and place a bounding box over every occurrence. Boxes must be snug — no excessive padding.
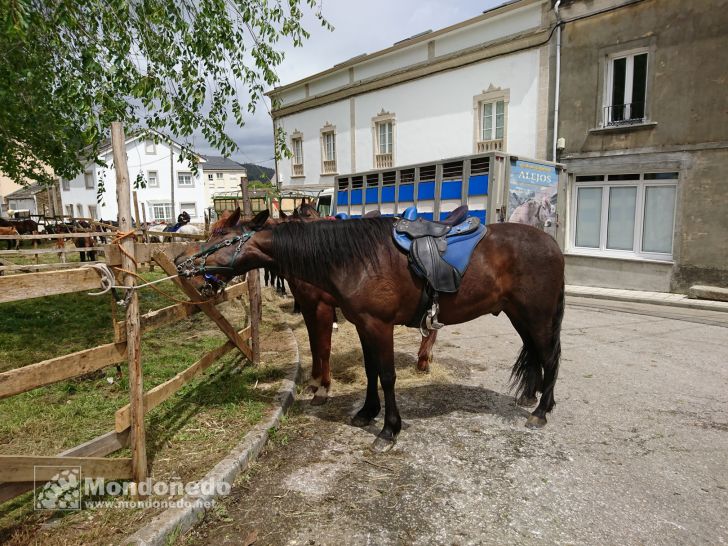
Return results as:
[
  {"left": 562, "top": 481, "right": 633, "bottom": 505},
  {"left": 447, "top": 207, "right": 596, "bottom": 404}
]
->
[
  {"left": 177, "top": 209, "right": 565, "bottom": 451},
  {"left": 0, "top": 226, "right": 20, "bottom": 250},
  {"left": 214, "top": 206, "right": 432, "bottom": 404}
]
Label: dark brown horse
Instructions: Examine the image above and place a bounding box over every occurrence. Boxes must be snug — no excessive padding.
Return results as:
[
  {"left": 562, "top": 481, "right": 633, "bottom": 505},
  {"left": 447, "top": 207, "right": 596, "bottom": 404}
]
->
[
  {"left": 177, "top": 209, "right": 565, "bottom": 451},
  {"left": 214, "top": 206, "right": 431, "bottom": 403}
]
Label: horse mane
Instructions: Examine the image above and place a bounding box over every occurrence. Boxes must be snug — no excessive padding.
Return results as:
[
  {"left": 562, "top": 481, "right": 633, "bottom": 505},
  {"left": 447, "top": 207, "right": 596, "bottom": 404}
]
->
[{"left": 271, "top": 217, "right": 394, "bottom": 284}]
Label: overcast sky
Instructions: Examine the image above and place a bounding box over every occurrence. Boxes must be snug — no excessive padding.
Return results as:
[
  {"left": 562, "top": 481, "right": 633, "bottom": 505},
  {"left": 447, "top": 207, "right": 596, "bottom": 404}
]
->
[{"left": 194, "top": 0, "right": 508, "bottom": 168}]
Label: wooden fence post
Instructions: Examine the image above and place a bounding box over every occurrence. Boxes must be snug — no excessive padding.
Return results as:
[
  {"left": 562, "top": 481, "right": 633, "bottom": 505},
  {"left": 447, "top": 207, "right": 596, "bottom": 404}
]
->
[
  {"left": 240, "top": 177, "right": 261, "bottom": 365},
  {"left": 111, "top": 122, "right": 147, "bottom": 484}
]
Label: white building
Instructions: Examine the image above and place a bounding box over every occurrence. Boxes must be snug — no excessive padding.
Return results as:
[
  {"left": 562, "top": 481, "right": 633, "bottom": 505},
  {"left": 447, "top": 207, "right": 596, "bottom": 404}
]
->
[
  {"left": 61, "top": 134, "right": 208, "bottom": 224},
  {"left": 201, "top": 155, "right": 248, "bottom": 208},
  {"left": 269, "top": 0, "right": 554, "bottom": 190}
]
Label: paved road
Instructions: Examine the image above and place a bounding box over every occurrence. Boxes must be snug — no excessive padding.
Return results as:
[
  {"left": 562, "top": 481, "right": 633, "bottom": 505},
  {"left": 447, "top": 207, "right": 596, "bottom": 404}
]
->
[{"left": 185, "top": 300, "right": 728, "bottom": 545}]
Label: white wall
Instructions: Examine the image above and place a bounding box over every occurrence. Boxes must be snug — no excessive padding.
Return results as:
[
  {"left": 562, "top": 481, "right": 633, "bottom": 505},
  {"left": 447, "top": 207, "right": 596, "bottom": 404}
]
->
[
  {"left": 277, "top": 99, "right": 352, "bottom": 187},
  {"left": 277, "top": 2, "right": 544, "bottom": 106},
  {"left": 60, "top": 138, "right": 207, "bottom": 223},
  {"left": 276, "top": 48, "right": 541, "bottom": 188}
]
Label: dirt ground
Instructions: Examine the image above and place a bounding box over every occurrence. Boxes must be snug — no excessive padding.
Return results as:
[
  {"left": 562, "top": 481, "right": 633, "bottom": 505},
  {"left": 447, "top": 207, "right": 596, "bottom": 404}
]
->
[{"left": 183, "top": 297, "right": 728, "bottom": 545}]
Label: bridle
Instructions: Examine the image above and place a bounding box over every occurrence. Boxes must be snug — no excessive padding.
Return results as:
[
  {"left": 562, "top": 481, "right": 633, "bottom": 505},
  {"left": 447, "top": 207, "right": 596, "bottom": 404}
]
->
[{"left": 176, "top": 230, "right": 255, "bottom": 293}]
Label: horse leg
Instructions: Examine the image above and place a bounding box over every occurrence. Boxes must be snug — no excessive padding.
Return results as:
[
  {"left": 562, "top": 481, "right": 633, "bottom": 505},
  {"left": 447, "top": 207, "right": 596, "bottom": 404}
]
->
[
  {"left": 355, "top": 321, "right": 400, "bottom": 452},
  {"left": 507, "top": 285, "right": 565, "bottom": 427},
  {"left": 300, "top": 304, "right": 325, "bottom": 401},
  {"left": 351, "top": 337, "right": 381, "bottom": 428},
  {"left": 332, "top": 308, "right": 339, "bottom": 331},
  {"left": 416, "top": 329, "right": 438, "bottom": 372},
  {"left": 310, "top": 302, "right": 334, "bottom": 405},
  {"left": 264, "top": 268, "right": 271, "bottom": 287},
  {"left": 526, "top": 285, "right": 565, "bottom": 428}
]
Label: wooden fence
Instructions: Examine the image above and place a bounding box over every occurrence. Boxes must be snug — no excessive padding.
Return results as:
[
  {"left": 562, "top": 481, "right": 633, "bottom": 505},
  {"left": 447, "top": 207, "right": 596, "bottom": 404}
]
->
[
  {"left": 0, "top": 241, "right": 260, "bottom": 503},
  {"left": 0, "top": 229, "right": 205, "bottom": 274}
]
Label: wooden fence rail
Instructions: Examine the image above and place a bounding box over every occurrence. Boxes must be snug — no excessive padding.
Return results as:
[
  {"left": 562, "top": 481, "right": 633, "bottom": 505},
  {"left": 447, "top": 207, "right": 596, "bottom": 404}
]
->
[{"left": 0, "top": 246, "right": 260, "bottom": 504}]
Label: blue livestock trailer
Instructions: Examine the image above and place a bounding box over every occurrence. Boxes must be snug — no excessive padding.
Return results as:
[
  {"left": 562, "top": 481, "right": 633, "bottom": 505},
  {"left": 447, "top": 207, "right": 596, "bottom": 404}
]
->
[{"left": 332, "top": 152, "right": 565, "bottom": 236}]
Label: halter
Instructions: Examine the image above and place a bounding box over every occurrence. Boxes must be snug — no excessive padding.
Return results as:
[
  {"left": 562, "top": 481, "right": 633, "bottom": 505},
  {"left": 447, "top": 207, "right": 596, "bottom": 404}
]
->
[{"left": 176, "top": 231, "right": 255, "bottom": 291}]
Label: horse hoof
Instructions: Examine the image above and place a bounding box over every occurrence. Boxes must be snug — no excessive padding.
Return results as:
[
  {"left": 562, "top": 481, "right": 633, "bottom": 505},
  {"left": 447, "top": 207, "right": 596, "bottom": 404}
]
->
[
  {"left": 310, "top": 394, "right": 328, "bottom": 406},
  {"left": 416, "top": 360, "right": 430, "bottom": 373},
  {"left": 371, "top": 436, "right": 396, "bottom": 453},
  {"left": 333, "top": 322, "right": 339, "bottom": 331},
  {"left": 351, "top": 414, "right": 374, "bottom": 428},
  {"left": 517, "top": 395, "right": 538, "bottom": 407},
  {"left": 525, "top": 414, "right": 547, "bottom": 429}
]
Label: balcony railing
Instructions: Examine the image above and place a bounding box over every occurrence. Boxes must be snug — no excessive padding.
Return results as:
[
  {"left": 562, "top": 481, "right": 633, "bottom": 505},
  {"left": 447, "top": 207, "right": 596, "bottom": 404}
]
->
[
  {"left": 292, "top": 163, "right": 304, "bottom": 177},
  {"left": 322, "top": 159, "right": 337, "bottom": 174},
  {"left": 476, "top": 139, "right": 503, "bottom": 153},
  {"left": 375, "top": 153, "right": 393, "bottom": 169},
  {"left": 604, "top": 102, "right": 645, "bottom": 127}
]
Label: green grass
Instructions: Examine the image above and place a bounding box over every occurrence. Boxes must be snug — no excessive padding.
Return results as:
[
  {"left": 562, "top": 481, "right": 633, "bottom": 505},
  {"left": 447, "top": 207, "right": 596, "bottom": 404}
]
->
[{"left": 0, "top": 277, "right": 291, "bottom": 544}]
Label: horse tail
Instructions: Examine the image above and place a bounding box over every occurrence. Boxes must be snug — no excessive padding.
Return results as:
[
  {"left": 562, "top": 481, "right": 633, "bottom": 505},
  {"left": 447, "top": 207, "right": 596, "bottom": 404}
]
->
[
  {"left": 509, "top": 279, "right": 565, "bottom": 400},
  {"left": 548, "top": 280, "right": 565, "bottom": 373}
]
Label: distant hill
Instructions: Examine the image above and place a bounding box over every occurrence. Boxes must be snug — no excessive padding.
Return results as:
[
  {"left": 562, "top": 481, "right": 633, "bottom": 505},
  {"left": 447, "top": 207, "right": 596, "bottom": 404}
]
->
[{"left": 243, "top": 163, "right": 274, "bottom": 182}]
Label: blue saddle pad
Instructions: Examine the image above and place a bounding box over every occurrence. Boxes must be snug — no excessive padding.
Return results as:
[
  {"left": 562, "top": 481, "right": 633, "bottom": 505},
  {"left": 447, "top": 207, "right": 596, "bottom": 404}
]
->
[{"left": 393, "top": 210, "right": 486, "bottom": 277}]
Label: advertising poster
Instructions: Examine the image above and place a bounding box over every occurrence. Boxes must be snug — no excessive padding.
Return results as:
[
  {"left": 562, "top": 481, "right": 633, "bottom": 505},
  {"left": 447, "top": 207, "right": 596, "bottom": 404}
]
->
[{"left": 507, "top": 159, "right": 558, "bottom": 235}]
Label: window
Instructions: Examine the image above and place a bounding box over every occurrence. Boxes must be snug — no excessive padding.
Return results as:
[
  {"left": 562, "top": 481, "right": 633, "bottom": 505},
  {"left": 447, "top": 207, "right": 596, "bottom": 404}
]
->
[
  {"left": 208, "top": 174, "right": 214, "bottom": 182},
  {"left": 76, "top": 204, "right": 83, "bottom": 217},
  {"left": 605, "top": 50, "right": 648, "bottom": 126},
  {"left": 150, "top": 202, "right": 173, "bottom": 222},
  {"left": 62, "top": 179, "right": 70, "bottom": 191},
  {"left": 372, "top": 112, "right": 395, "bottom": 169},
  {"left": 321, "top": 127, "right": 337, "bottom": 174},
  {"left": 481, "top": 101, "right": 505, "bottom": 141},
  {"left": 88, "top": 205, "right": 97, "bottom": 219},
  {"left": 180, "top": 202, "right": 197, "bottom": 218},
  {"left": 571, "top": 172, "right": 677, "bottom": 259},
  {"left": 84, "top": 172, "right": 94, "bottom": 189},
  {"left": 145, "top": 140, "right": 156, "bottom": 154},
  {"left": 377, "top": 122, "right": 392, "bottom": 155},
  {"left": 147, "top": 170, "right": 159, "bottom": 188},
  {"left": 65, "top": 204, "right": 73, "bottom": 216},
  {"left": 473, "top": 87, "right": 508, "bottom": 152},
  {"left": 291, "top": 133, "right": 304, "bottom": 176},
  {"left": 216, "top": 172, "right": 224, "bottom": 179},
  {"left": 177, "top": 172, "right": 193, "bottom": 187}
]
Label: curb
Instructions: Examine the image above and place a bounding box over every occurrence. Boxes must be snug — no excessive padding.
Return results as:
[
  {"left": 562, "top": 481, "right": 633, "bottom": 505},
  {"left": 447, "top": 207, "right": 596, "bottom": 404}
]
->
[
  {"left": 566, "top": 290, "right": 728, "bottom": 313},
  {"left": 124, "top": 328, "right": 301, "bottom": 546}
]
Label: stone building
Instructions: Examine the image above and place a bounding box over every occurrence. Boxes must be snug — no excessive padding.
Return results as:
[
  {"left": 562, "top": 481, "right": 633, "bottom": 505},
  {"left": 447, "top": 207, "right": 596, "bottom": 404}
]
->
[{"left": 555, "top": 0, "right": 728, "bottom": 291}]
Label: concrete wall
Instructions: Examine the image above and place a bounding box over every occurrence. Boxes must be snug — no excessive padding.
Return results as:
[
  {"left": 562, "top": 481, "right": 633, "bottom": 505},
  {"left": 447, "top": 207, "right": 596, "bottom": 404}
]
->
[
  {"left": 558, "top": 0, "right": 728, "bottom": 291},
  {"left": 565, "top": 254, "right": 673, "bottom": 292}
]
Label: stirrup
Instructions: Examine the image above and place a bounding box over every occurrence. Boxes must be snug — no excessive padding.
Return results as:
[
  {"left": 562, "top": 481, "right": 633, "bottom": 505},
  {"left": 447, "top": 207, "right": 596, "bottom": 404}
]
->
[{"left": 420, "top": 294, "right": 444, "bottom": 336}]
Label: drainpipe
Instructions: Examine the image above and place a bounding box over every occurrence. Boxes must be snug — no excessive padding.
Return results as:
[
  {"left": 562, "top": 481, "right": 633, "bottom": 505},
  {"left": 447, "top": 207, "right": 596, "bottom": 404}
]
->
[
  {"left": 170, "top": 146, "right": 175, "bottom": 221},
  {"left": 552, "top": 0, "right": 562, "bottom": 162}
]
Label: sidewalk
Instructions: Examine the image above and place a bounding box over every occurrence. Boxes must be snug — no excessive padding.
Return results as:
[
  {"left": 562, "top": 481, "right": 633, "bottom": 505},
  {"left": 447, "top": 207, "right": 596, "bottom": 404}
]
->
[{"left": 565, "top": 284, "right": 728, "bottom": 313}]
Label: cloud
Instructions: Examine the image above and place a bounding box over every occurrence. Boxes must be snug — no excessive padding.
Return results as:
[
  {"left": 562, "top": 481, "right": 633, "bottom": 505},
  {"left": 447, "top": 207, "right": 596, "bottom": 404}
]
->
[{"left": 194, "top": 0, "right": 507, "bottom": 167}]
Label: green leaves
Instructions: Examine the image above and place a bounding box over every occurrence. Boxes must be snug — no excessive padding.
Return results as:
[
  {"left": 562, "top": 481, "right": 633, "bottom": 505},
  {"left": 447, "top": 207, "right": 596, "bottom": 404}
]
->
[{"left": 0, "top": 0, "right": 329, "bottom": 187}]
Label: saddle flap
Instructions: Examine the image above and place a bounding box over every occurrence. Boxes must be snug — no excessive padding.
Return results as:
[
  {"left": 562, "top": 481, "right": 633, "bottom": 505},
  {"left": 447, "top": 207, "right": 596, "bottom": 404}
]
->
[{"left": 411, "top": 237, "right": 461, "bottom": 293}]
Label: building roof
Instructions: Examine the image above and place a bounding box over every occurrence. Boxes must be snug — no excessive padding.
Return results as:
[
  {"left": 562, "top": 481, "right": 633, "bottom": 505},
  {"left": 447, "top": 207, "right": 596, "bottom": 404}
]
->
[
  {"left": 266, "top": 0, "right": 542, "bottom": 97},
  {"left": 5, "top": 183, "right": 47, "bottom": 199},
  {"left": 201, "top": 155, "right": 247, "bottom": 171}
]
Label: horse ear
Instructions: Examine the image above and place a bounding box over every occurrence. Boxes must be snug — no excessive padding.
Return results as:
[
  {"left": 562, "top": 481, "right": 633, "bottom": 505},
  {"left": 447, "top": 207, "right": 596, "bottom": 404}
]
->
[
  {"left": 251, "top": 209, "right": 269, "bottom": 228},
  {"left": 225, "top": 208, "right": 241, "bottom": 227},
  {"left": 279, "top": 210, "right": 288, "bottom": 219}
]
